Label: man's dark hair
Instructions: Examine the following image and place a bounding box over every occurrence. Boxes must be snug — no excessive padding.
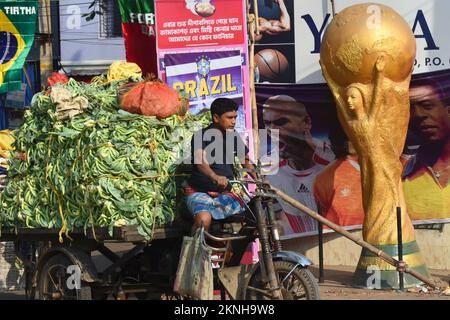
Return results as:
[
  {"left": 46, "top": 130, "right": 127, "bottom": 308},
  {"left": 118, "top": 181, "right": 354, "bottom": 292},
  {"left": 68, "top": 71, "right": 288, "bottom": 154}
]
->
[
  {"left": 410, "top": 77, "right": 450, "bottom": 106},
  {"left": 210, "top": 98, "right": 239, "bottom": 117}
]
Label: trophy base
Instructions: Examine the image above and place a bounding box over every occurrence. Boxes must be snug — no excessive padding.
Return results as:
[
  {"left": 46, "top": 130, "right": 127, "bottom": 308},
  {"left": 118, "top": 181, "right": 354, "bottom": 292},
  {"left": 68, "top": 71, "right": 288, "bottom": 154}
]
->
[{"left": 351, "top": 241, "right": 431, "bottom": 289}]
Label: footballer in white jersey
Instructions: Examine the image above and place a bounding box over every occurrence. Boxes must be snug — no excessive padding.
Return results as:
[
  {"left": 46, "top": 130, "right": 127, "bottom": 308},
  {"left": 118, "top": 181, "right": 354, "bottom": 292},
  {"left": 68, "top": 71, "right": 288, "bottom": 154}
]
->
[
  {"left": 261, "top": 94, "right": 335, "bottom": 236},
  {"left": 266, "top": 152, "right": 332, "bottom": 235}
]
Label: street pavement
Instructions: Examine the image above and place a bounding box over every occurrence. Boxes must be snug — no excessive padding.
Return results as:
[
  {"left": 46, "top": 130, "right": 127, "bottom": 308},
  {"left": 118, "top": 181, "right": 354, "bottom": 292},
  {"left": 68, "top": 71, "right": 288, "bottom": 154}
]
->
[{"left": 0, "top": 265, "right": 448, "bottom": 300}]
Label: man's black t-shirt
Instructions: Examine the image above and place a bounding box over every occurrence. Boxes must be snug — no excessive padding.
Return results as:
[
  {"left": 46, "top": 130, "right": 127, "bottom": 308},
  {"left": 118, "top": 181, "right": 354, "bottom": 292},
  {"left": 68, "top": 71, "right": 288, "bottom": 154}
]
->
[{"left": 188, "top": 125, "right": 249, "bottom": 192}]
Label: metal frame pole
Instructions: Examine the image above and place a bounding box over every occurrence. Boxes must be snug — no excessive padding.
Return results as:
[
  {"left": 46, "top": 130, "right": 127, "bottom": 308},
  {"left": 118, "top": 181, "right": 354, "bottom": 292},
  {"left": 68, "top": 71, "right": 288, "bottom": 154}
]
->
[
  {"left": 318, "top": 220, "right": 324, "bottom": 283},
  {"left": 397, "top": 207, "right": 405, "bottom": 291}
]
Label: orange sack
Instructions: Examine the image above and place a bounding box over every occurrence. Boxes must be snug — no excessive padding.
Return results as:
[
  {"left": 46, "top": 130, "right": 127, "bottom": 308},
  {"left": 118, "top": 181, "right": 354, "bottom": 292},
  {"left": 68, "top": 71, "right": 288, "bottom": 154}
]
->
[
  {"left": 47, "top": 72, "right": 69, "bottom": 87},
  {"left": 118, "top": 80, "right": 188, "bottom": 119}
]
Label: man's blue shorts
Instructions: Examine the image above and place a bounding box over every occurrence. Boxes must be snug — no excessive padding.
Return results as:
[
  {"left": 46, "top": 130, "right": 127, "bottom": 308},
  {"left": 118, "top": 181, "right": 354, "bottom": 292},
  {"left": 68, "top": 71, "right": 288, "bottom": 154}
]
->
[{"left": 186, "top": 192, "right": 245, "bottom": 220}]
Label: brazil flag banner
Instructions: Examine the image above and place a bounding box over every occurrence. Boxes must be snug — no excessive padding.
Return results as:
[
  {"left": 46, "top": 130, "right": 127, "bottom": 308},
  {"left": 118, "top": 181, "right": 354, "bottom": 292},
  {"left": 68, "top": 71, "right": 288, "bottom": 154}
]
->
[
  {"left": 117, "top": 0, "right": 157, "bottom": 76},
  {"left": 0, "top": 0, "right": 37, "bottom": 93}
]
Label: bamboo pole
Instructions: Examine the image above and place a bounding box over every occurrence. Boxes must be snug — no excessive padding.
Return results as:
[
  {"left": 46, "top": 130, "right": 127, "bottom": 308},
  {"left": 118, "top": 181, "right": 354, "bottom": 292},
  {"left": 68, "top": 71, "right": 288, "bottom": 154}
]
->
[
  {"left": 269, "top": 185, "right": 441, "bottom": 289},
  {"left": 330, "top": 0, "right": 337, "bottom": 16},
  {"left": 38, "top": 0, "right": 53, "bottom": 86},
  {"left": 247, "top": 0, "right": 260, "bottom": 161},
  {"left": 253, "top": 0, "right": 260, "bottom": 35}
]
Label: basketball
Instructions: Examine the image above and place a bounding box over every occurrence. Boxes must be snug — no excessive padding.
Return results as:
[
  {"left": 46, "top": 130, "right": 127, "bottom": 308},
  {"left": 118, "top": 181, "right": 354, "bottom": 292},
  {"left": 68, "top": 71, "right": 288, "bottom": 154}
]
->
[{"left": 255, "top": 49, "right": 289, "bottom": 82}]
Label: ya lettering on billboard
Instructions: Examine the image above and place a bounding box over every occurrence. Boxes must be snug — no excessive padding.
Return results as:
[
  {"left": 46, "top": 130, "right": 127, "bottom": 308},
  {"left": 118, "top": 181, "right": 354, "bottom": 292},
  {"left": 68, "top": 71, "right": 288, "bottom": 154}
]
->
[{"left": 293, "top": 0, "right": 450, "bottom": 84}]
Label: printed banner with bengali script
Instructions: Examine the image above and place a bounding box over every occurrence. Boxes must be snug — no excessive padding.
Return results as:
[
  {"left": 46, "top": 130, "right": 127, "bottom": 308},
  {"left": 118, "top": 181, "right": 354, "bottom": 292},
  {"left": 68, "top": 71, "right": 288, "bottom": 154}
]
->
[
  {"left": 156, "top": 0, "right": 252, "bottom": 134},
  {"left": 156, "top": 0, "right": 245, "bottom": 50}
]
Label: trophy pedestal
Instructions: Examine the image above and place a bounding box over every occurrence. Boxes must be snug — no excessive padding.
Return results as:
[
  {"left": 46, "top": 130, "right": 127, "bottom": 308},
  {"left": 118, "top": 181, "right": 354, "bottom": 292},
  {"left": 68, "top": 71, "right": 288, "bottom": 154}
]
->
[{"left": 352, "top": 241, "right": 431, "bottom": 289}]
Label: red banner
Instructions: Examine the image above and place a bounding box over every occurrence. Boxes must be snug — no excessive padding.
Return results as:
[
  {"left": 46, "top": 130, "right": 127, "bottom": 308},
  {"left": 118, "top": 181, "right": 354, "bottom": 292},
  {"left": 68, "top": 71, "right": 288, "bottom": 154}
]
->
[{"left": 156, "top": 0, "right": 245, "bottom": 49}]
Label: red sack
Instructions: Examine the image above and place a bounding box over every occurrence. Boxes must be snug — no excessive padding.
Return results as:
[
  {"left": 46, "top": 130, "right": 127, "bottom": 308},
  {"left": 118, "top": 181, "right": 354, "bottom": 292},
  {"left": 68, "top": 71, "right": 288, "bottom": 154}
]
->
[
  {"left": 118, "top": 80, "right": 188, "bottom": 119},
  {"left": 47, "top": 72, "right": 69, "bottom": 87}
]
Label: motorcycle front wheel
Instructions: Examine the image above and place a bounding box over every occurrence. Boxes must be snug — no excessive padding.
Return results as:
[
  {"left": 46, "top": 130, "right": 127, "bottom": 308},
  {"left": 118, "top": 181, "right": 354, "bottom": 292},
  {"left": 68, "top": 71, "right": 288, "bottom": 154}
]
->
[{"left": 244, "top": 260, "right": 320, "bottom": 300}]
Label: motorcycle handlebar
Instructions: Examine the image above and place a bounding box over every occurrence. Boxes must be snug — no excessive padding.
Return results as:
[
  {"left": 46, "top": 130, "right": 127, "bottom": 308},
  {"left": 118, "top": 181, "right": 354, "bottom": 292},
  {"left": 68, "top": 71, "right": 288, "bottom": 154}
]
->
[{"left": 229, "top": 180, "right": 253, "bottom": 198}]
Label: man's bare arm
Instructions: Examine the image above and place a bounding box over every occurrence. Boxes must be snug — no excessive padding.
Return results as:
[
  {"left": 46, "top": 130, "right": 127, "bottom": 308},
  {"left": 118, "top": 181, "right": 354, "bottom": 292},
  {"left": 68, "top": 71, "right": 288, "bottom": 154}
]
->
[
  {"left": 278, "top": 0, "right": 291, "bottom": 30},
  {"left": 194, "top": 149, "right": 228, "bottom": 188},
  {"left": 266, "top": 0, "right": 290, "bottom": 34}
]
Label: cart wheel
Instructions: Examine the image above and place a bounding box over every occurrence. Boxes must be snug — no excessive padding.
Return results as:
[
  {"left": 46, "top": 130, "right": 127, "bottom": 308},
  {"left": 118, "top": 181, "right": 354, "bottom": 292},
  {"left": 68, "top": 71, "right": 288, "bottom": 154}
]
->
[
  {"left": 244, "top": 261, "right": 320, "bottom": 300},
  {"left": 37, "top": 254, "right": 92, "bottom": 300}
]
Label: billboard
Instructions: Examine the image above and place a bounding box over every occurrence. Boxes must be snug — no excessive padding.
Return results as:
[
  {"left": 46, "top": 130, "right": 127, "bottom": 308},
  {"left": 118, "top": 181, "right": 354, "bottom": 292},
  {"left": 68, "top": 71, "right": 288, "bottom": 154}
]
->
[
  {"left": 257, "top": 69, "right": 450, "bottom": 239},
  {"left": 251, "top": 0, "right": 450, "bottom": 84},
  {"left": 253, "top": 0, "right": 450, "bottom": 239},
  {"left": 156, "top": 0, "right": 251, "bottom": 133},
  {"left": 165, "top": 50, "right": 246, "bottom": 130},
  {"left": 156, "top": 0, "right": 246, "bottom": 50}
]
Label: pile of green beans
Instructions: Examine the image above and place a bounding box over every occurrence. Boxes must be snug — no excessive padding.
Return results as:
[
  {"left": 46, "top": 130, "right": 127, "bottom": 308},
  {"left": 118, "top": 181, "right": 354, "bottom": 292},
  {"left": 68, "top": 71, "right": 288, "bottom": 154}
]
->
[{"left": 0, "top": 78, "right": 210, "bottom": 241}]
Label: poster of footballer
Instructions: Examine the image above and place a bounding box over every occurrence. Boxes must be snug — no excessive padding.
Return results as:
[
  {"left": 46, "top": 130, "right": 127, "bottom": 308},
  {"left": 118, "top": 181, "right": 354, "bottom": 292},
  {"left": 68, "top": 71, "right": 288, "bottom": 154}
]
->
[{"left": 257, "top": 69, "right": 450, "bottom": 239}]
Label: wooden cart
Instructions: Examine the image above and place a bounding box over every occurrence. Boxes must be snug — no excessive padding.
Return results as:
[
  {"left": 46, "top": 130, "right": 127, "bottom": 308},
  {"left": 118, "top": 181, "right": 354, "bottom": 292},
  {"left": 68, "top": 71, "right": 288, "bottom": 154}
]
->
[{"left": 0, "top": 219, "right": 190, "bottom": 300}]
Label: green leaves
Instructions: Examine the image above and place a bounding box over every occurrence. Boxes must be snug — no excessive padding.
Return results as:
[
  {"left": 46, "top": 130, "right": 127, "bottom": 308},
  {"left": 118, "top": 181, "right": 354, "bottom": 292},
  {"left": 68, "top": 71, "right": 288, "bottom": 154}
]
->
[
  {"left": 0, "top": 78, "right": 211, "bottom": 240},
  {"left": 57, "top": 128, "right": 81, "bottom": 139}
]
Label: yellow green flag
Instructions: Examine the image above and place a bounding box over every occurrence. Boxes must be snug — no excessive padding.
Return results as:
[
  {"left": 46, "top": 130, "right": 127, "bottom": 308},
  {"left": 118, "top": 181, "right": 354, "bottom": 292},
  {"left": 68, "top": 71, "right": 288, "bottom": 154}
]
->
[{"left": 0, "top": 1, "right": 37, "bottom": 93}]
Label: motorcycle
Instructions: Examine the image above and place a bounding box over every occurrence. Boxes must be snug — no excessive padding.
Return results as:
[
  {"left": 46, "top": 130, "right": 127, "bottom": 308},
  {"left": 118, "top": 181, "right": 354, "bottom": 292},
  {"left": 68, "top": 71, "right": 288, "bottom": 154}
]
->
[{"left": 200, "top": 173, "right": 320, "bottom": 300}]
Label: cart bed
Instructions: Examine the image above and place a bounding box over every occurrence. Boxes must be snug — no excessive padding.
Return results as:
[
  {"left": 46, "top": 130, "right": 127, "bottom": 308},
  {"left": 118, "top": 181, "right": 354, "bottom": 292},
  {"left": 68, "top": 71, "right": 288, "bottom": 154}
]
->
[{"left": 0, "top": 223, "right": 188, "bottom": 243}]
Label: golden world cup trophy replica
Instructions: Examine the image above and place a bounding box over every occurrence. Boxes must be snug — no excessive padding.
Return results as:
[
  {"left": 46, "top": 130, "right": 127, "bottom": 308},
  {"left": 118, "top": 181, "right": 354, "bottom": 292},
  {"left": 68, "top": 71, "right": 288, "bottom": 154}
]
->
[{"left": 320, "top": 3, "right": 430, "bottom": 288}]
